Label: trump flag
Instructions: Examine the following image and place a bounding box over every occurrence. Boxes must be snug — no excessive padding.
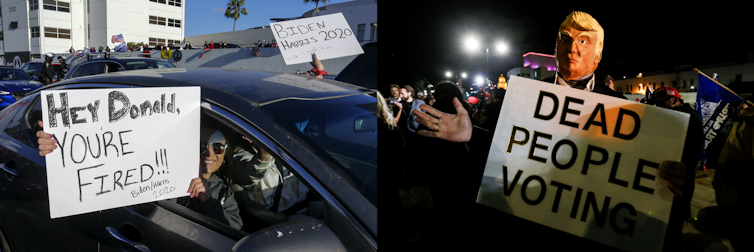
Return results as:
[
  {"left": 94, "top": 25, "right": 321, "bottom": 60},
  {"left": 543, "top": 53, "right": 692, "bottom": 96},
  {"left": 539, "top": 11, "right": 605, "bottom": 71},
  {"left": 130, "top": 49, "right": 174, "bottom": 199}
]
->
[
  {"left": 695, "top": 71, "right": 743, "bottom": 162},
  {"left": 111, "top": 34, "right": 125, "bottom": 43},
  {"left": 114, "top": 42, "right": 127, "bottom": 52}
]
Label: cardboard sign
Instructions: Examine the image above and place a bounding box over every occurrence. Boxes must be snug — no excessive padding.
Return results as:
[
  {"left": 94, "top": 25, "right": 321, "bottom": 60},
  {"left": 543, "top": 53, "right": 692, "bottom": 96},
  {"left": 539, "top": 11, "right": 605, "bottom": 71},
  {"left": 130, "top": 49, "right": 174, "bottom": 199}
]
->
[
  {"left": 270, "top": 13, "right": 364, "bottom": 65},
  {"left": 476, "top": 76, "right": 689, "bottom": 252},
  {"left": 41, "top": 87, "right": 200, "bottom": 218}
]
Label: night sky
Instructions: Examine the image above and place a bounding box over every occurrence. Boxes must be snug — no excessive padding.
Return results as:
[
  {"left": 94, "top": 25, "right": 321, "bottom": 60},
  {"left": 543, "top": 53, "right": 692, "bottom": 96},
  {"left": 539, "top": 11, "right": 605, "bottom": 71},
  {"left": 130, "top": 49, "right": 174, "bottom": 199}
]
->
[{"left": 379, "top": 1, "right": 752, "bottom": 91}]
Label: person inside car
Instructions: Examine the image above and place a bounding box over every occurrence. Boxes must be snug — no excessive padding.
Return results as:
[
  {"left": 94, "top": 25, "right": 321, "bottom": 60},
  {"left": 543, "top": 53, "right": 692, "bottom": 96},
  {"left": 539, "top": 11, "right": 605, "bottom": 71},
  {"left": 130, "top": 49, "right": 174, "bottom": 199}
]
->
[{"left": 35, "top": 120, "right": 243, "bottom": 230}]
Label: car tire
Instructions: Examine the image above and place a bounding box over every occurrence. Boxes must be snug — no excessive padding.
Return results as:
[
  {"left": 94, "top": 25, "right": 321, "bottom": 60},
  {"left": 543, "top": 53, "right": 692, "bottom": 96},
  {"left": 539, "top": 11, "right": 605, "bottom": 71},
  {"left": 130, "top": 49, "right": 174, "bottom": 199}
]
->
[{"left": 0, "top": 227, "right": 11, "bottom": 252}]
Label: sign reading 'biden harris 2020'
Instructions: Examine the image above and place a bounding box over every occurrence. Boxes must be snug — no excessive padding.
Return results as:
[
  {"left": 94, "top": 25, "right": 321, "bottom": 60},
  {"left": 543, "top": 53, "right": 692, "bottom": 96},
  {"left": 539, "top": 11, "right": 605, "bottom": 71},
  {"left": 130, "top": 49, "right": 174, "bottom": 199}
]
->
[
  {"left": 270, "top": 13, "right": 364, "bottom": 65},
  {"left": 42, "top": 87, "right": 200, "bottom": 218},
  {"left": 477, "top": 76, "right": 689, "bottom": 252}
]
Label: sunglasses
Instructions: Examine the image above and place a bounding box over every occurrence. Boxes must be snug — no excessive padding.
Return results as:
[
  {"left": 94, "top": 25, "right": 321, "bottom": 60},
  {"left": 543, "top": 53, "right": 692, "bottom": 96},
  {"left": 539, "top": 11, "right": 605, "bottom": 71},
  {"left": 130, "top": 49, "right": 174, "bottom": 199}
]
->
[{"left": 201, "top": 142, "right": 228, "bottom": 155}]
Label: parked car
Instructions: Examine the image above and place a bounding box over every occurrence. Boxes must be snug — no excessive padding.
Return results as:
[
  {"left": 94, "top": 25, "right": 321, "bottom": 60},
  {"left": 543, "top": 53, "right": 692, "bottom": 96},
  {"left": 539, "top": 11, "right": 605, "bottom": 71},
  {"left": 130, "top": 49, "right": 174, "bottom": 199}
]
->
[
  {"left": 63, "top": 53, "right": 177, "bottom": 80},
  {"left": 0, "top": 67, "right": 376, "bottom": 251},
  {"left": 20, "top": 62, "right": 61, "bottom": 82},
  {"left": 0, "top": 66, "right": 43, "bottom": 109}
]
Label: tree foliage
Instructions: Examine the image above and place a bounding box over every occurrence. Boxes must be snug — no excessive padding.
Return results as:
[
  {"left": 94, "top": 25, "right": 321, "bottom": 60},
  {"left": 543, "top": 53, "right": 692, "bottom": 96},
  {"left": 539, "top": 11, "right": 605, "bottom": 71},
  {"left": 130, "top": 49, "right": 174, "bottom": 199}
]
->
[
  {"left": 224, "top": 0, "right": 248, "bottom": 31},
  {"left": 303, "top": 0, "right": 327, "bottom": 12}
]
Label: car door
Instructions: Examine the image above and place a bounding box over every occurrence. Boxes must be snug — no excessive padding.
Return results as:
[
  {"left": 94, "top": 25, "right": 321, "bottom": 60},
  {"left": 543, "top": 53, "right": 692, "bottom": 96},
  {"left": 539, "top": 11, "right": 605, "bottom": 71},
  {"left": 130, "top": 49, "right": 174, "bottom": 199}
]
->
[
  {"left": 0, "top": 94, "right": 100, "bottom": 251},
  {"left": 202, "top": 100, "right": 377, "bottom": 251}
]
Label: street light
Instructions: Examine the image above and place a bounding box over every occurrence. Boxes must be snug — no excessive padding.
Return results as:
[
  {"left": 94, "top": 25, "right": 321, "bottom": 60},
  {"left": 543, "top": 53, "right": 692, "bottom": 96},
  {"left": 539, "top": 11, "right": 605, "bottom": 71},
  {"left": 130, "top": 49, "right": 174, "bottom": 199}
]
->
[
  {"left": 446, "top": 71, "right": 452, "bottom": 78},
  {"left": 461, "top": 72, "right": 467, "bottom": 78},
  {"left": 465, "top": 37, "right": 508, "bottom": 81}
]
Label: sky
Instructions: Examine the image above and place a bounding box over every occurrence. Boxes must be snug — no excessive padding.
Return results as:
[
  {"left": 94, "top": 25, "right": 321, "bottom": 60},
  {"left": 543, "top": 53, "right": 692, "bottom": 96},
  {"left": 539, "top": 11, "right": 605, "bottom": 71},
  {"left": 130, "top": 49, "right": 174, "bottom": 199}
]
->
[
  {"left": 380, "top": 1, "right": 753, "bottom": 89},
  {"left": 184, "top": 0, "right": 353, "bottom": 37}
]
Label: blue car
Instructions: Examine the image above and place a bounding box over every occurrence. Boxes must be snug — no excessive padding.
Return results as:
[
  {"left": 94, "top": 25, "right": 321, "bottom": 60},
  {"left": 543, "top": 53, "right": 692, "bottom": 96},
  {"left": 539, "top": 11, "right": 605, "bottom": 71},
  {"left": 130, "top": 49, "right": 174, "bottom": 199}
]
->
[{"left": 0, "top": 66, "right": 43, "bottom": 109}]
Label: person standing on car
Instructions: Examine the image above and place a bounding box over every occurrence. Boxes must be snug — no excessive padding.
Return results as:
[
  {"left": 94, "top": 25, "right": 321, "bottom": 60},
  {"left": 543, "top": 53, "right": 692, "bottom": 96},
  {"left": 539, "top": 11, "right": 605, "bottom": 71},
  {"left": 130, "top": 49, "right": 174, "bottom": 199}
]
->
[
  {"left": 41, "top": 53, "right": 56, "bottom": 85},
  {"left": 56, "top": 56, "right": 69, "bottom": 81}
]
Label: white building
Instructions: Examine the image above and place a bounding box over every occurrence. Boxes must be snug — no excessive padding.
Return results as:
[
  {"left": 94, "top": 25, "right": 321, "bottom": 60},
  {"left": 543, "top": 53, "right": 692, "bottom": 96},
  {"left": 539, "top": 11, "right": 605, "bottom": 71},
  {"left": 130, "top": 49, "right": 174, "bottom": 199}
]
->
[{"left": 1, "top": 0, "right": 184, "bottom": 66}]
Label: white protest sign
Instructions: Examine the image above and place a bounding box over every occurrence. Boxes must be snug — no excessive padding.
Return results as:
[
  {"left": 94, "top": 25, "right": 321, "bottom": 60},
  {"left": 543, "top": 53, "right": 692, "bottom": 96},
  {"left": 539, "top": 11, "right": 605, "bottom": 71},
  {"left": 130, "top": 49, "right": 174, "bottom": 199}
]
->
[
  {"left": 476, "top": 76, "right": 689, "bottom": 252},
  {"left": 270, "top": 13, "right": 364, "bottom": 65},
  {"left": 41, "top": 87, "right": 200, "bottom": 218}
]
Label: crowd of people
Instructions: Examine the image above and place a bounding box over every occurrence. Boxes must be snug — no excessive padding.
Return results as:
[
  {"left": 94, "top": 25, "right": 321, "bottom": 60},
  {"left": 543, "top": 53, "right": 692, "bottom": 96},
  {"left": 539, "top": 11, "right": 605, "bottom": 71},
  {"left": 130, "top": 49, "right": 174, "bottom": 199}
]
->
[{"left": 382, "top": 11, "right": 751, "bottom": 252}]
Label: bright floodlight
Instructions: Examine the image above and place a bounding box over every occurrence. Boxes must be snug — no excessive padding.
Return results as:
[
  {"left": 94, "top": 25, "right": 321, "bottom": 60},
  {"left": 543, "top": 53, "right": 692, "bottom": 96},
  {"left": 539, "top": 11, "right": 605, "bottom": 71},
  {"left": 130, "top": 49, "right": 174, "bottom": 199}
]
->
[
  {"left": 475, "top": 76, "right": 483, "bottom": 84},
  {"left": 465, "top": 37, "right": 480, "bottom": 51},
  {"left": 496, "top": 43, "right": 509, "bottom": 54},
  {"left": 461, "top": 72, "right": 467, "bottom": 78},
  {"left": 446, "top": 71, "right": 452, "bottom": 78}
]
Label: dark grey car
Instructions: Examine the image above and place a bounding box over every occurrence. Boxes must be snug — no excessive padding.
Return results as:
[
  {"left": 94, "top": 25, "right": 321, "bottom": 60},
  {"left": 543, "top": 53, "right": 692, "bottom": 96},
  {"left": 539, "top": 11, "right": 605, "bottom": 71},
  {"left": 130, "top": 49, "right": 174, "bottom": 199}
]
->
[{"left": 0, "top": 68, "right": 377, "bottom": 251}]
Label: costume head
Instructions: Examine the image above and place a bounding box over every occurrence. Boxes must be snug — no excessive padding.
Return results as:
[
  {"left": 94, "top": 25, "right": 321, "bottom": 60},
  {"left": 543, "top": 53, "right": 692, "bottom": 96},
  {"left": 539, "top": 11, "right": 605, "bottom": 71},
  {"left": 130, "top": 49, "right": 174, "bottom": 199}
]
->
[{"left": 556, "top": 11, "right": 604, "bottom": 80}]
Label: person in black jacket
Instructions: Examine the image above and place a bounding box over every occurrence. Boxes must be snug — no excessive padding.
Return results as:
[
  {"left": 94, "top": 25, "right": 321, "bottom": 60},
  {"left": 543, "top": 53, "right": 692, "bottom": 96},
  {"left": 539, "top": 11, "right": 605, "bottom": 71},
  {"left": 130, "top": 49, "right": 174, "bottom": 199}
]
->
[
  {"left": 646, "top": 86, "right": 704, "bottom": 252},
  {"left": 41, "top": 53, "right": 56, "bottom": 85},
  {"left": 56, "top": 55, "right": 69, "bottom": 81}
]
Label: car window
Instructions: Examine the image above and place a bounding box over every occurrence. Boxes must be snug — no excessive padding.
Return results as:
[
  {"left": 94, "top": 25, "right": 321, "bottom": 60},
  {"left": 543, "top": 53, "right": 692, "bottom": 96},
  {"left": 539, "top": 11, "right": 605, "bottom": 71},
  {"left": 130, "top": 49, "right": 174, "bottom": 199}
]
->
[
  {"left": 105, "top": 62, "right": 124, "bottom": 73},
  {"left": 4, "top": 94, "right": 39, "bottom": 148},
  {"left": 71, "top": 65, "right": 85, "bottom": 78},
  {"left": 79, "top": 62, "right": 105, "bottom": 76},
  {"left": 123, "top": 61, "right": 176, "bottom": 70},
  {"left": 175, "top": 110, "right": 323, "bottom": 235},
  {"left": 260, "top": 95, "right": 378, "bottom": 207},
  {"left": 0, "top": 69, "right": 33, "bottom": 80}
]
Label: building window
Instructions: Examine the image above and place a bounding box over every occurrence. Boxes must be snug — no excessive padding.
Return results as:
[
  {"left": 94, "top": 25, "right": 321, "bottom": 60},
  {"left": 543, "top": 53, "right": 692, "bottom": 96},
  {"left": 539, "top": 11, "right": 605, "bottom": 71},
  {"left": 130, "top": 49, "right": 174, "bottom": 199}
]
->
[
  {"left": 149, "top": 15, "right": 158, "bottom": 25},
  {"left": 31, "top": 27, "right": 40, "bottom": 37},
  {"left": 369, "top": 23, "right": 376, "bottom": 41},
  {"left": 0, "top": 32, "right": 3, "bottom": 41},
  {"left": 29, "top": 0, "right": 39, "bottom": 10},
  {"left": 158, "top": 17, "right": 166, "bottom": 26},
  {"left": 42, "top": 0, "right": 69, "bottom": 12},
  {"left": 168, "top": 0, "right": 181, "bottom": 7},
  {"left": 168, "top": 19, "right": 181, "bottom": 27},
  {"left": 44, "top": 27, "right": 71, "bottom": 39},
  {"left": 356, "top": 24, "right": 365, "bottom": 42},
  {"left": 149, "top": 37, "right": 157, "bottom": 47}
]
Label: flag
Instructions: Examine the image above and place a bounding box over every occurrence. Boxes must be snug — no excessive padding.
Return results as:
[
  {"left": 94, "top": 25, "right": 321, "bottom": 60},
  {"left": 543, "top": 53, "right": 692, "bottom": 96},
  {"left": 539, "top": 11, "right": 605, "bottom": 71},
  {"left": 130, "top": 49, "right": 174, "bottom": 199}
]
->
[
  {"left": 73, "top": 50, "right": 80, "bottom": 58},
  {"left": 111, "top": 34, "right": 125, "bottom": 43},
  {"left": 161, "top": 49, "right": 173, "bottom": 59},
  {"left": 695, "top": 71, "right": 743, "bottom": 162},
  {"left": 114, "top": 42, "right": 127, "bottom": 52}
]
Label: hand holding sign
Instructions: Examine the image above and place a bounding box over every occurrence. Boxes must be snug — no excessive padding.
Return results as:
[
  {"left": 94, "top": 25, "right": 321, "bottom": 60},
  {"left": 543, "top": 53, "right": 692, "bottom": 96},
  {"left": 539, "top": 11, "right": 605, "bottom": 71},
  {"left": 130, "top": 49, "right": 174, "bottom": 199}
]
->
[
  {"left": 36, "top": 121, "right": 57, "bottom": 156},
  {"left": 188, "top": 177, "right": 210, "bottom": 203}
]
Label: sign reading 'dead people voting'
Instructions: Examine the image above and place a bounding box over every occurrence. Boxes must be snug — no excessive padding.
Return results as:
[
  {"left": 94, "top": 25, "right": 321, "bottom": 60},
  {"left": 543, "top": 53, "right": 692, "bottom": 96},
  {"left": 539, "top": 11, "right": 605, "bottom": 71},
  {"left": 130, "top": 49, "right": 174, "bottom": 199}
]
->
[
  {"left": 476, "top": 76, "right": 689, "bottom": 252},
  {"left": 42, "top": 87, "right": 200, "bottom": 218},
  {"left": 270, "top": 13, "right": 364, "bottom": 65}
]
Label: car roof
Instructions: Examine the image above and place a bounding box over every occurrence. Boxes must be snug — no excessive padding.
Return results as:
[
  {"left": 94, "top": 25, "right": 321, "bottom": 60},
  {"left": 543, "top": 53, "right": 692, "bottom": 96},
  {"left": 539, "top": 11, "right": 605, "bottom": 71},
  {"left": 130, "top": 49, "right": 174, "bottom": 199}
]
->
[{"left": 43, "top": 68, "right": 372, "bottom": 105}]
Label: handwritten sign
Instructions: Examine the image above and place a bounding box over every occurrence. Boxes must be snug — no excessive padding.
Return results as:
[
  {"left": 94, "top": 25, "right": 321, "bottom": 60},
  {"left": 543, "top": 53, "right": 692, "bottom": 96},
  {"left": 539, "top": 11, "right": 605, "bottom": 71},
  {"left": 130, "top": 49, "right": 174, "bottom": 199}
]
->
[
  {"left": 476, "top": 76, "right": 689, "bottom": 252},
  {"left": 270, "top": 13, "right": 364, "bottom": 65},
  {"left": 41, "top": 87, "right": 200, "bottom": 218}
]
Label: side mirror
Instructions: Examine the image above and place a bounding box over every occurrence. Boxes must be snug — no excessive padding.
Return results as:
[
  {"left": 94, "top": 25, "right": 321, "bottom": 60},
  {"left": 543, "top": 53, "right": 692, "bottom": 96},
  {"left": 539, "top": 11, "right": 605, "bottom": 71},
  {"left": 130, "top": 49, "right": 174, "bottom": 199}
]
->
[
  {"left": 354, "top": 114, "right": 377, "bottom": 133},
  {"left": 231, "top": 220, "right": 347, "bottom": 252}
]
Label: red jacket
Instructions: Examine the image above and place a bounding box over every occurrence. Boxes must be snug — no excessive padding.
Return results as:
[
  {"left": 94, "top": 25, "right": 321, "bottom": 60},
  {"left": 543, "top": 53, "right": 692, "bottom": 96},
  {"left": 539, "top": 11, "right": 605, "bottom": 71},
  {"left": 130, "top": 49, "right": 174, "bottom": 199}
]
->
[{"left": 209, "top": 43, "right": 215, "bottom": 50}]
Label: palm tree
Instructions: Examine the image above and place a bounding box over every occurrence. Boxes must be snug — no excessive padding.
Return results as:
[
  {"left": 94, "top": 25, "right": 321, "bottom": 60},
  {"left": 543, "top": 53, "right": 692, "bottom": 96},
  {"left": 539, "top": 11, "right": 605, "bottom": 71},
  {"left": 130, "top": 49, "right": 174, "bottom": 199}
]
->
[
  {"left": 224, "top": 0, "right": 248, "bottom": 31},
  {"left": 303, "top": 0, "right": 327, "bottom": 13}
]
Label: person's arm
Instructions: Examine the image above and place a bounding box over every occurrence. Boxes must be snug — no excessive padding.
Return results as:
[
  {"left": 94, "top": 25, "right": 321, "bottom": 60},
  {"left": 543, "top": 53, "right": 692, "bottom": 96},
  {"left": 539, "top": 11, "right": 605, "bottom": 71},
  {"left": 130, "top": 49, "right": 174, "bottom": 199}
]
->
[{"left": 309, "top": 53, "right": 327, "bottom": 78}]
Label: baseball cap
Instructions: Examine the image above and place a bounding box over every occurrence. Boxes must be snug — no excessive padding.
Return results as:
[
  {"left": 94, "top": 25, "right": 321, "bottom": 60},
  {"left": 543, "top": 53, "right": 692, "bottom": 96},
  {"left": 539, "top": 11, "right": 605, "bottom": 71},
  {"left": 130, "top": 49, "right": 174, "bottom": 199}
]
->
[
  {"left": 650, "top": 87, "right": 681, "bottom": 100},
  {"left": 467, "top": 96, "right": 479, "bottom": 104}
]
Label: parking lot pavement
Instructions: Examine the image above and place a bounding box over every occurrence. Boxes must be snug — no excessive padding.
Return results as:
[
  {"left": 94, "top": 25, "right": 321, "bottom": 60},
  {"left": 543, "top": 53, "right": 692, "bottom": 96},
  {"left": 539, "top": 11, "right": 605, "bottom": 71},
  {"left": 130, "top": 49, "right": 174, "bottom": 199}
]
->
[{"left": 682, "top": 184, "right": 734, "bottom": 252}]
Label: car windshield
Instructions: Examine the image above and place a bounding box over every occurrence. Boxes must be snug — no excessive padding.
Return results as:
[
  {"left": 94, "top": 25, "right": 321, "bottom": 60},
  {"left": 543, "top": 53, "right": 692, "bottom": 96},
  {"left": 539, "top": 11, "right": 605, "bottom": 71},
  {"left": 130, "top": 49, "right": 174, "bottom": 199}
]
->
[
  {"left": 123, "top": 61, "right": 176, "bottom": 70},
  {"left": 0, "top": 69, "right": 33, "bottom": 81},
  {"left": 261, "top": 94, "right": 378, "bottom": 207}
]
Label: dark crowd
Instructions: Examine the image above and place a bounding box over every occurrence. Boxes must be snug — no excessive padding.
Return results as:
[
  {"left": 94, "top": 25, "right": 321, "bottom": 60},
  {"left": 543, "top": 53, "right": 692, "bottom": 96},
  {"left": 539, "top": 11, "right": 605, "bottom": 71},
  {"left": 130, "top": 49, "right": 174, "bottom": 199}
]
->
[{"left": 381, "top": 11, "right": 753, "bottom": 252}]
